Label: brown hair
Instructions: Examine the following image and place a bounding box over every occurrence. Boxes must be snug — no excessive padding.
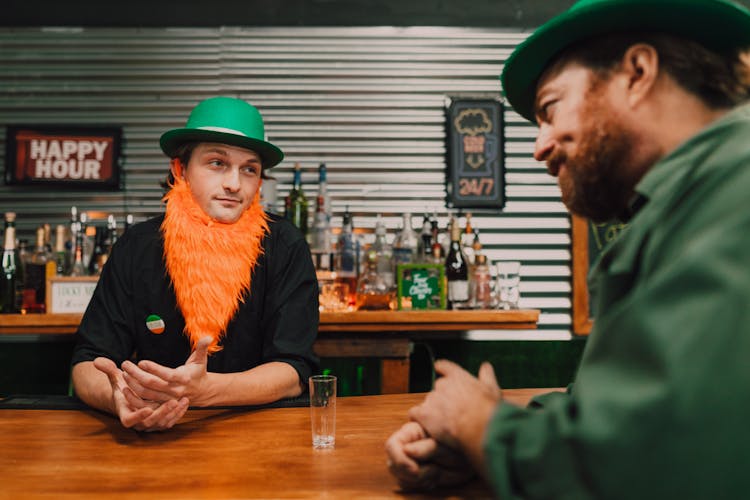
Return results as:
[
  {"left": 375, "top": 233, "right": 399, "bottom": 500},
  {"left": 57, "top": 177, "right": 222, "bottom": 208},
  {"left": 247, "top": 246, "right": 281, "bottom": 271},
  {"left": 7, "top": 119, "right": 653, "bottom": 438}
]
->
[{"left": 550, "top": 33, "right": 750, "bottom": 109}]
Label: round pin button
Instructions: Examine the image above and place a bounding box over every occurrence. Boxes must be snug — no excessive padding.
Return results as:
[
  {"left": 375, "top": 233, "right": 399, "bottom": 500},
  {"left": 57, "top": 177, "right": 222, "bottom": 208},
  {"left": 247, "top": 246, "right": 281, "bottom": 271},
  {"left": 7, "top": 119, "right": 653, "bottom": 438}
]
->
[{"left": 146, "top": 314, "right": 165, "bottom": 334}]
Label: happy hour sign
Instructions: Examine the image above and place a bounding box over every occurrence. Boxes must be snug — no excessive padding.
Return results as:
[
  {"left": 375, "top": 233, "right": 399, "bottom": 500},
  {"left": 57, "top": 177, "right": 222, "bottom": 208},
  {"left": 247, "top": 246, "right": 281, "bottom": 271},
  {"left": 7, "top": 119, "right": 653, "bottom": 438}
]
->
[{"left": 5, "top": 125, "right": 122, "bottom": 189}]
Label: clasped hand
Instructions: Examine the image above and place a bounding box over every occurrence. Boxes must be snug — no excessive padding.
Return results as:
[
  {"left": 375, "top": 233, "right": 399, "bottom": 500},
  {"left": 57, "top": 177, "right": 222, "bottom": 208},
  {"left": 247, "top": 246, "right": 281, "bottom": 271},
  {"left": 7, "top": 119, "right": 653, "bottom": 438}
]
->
[
  {"left": 385, "top": 360, "right": 502, "bottom": 492},
  {"left": 93, "top": 336, "right": 213, "bottom": 432}
]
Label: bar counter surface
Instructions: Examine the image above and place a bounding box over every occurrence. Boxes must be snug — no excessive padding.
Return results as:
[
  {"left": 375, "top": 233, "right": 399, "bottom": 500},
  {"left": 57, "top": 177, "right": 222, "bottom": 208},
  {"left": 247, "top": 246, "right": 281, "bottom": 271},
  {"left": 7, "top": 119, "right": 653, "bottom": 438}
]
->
[
  {"left": 0, "top": 389, "right": 558, "bottom": 499},
  {"left": 0, "top": 310, "right": 540, "bottom": 393},
  {"left": 0, "top": 309, "right": 540, "bottom": 335}
]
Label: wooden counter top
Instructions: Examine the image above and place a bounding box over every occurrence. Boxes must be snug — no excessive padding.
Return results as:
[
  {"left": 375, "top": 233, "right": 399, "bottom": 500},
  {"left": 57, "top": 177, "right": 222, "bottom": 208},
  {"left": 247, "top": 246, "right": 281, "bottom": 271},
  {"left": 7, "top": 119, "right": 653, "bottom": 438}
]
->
[
  {"left": 0, "top": 309, "right": 540, "bottom": 335},
  {"left": 0, "top": 389, "right": 560, "bottom": 498}
]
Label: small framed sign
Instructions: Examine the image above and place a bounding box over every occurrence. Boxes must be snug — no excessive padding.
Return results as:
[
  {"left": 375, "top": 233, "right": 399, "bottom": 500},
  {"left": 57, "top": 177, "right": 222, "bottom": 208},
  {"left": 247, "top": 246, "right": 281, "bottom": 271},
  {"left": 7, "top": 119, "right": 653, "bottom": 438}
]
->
[
  {"left": 446, "top": 98, "right": 505, "bottom": 209},
  {"left": 46, "top": 276, "right": 99, "bottom": 314},
  {"left": 396, "top": 264, "right": 446, "bottom": 310},
  {"left": 5, "top": 125, "right": 122, "bottom": 189}
]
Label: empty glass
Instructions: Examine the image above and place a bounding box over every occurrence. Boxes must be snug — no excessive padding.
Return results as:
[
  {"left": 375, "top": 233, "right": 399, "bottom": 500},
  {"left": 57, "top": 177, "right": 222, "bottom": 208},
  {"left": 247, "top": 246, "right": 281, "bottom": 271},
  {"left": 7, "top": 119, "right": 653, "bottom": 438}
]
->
[{"left": 495, "top": 261, "right": 521, "bottom": 310}]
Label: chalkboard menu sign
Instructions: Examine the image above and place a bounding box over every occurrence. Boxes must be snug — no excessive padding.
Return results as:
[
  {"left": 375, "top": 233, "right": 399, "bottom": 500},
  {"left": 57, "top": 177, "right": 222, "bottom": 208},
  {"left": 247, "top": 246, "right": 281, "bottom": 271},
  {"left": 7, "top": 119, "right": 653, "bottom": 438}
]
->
[
  {"left": 446, "top": 98, "right": 505, "bottom": 209},
  {"left": 572, "top": 215, "right": 628, "bottom": 335}
]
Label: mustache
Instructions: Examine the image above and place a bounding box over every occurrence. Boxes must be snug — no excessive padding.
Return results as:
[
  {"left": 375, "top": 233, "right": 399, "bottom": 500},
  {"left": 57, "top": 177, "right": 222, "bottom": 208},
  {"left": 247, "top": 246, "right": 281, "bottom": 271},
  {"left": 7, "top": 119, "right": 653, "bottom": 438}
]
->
[{"left": 545, "top": 151, "right": 566, "bottom": 177}]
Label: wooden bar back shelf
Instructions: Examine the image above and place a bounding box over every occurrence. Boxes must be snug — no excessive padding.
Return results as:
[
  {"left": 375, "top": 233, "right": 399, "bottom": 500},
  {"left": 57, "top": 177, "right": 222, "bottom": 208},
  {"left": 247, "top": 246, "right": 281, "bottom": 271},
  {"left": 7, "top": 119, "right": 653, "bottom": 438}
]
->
[{"left": 0, "top": 309, "right": 540, "bottom": 393}]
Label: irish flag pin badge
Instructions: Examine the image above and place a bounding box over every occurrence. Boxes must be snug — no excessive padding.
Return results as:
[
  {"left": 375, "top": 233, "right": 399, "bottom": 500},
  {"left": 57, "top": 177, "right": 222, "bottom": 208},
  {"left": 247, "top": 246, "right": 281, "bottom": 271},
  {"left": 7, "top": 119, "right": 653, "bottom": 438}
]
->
[{"left": 146, "top": 314, "right": 165, "bottom": 334}]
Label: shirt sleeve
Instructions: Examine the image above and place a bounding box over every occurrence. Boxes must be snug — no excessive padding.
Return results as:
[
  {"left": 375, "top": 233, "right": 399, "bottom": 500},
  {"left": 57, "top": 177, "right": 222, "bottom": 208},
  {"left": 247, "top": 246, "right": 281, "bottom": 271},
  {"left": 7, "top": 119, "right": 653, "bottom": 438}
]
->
[
  {"left": 481, "top": 162, "right": 750, "bottom": 499},
  {"left": 260, "top": 218, "right": 320, "bottom": 384},
  {"left": 70, "top": 228, "right": 138, "bottom": 366}
]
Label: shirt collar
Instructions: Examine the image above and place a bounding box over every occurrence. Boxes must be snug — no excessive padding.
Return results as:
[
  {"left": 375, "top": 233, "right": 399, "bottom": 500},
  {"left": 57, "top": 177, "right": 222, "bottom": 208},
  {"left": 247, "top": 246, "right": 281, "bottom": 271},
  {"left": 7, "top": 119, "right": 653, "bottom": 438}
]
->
[{"left": 629, "top": 103, "right": 750, "bottom": 219}]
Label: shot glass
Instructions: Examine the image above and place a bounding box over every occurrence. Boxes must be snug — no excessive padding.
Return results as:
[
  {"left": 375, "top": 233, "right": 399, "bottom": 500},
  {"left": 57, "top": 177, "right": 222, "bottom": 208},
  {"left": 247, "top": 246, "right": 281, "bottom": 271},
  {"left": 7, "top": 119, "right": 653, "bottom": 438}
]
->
[
  {"left": 309, "top": 375, "right": 337, "bottom": 449},
  {"left": 495, "top": 260, "right": 521, "bottom": 310}
]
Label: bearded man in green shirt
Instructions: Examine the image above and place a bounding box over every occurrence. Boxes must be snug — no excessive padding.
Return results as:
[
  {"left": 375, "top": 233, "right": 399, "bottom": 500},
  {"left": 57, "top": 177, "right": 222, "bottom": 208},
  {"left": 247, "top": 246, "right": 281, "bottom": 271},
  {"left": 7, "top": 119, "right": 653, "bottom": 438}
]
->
[{"left": 386, "top": 0, "right": 750, "bottom": 498}]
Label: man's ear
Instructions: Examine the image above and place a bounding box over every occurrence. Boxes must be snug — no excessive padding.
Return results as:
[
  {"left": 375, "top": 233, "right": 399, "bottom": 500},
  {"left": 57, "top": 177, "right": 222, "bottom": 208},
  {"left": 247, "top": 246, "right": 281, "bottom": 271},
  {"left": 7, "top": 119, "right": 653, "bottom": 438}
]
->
[
  {"left": 170, "top": 158, "right": 183, "bottom": 179},
  {"left": 621, "top": 43, "right": 660, "bottom": 108}
]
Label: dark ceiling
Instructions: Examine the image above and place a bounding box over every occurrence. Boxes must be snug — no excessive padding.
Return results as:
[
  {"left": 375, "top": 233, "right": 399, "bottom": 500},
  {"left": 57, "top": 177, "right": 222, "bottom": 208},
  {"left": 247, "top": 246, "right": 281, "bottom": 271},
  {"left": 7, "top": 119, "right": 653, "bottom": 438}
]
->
[
  {"left": 5, "top": 0, "right": 750, "bottom": 29},
  {"left": 4, "top": 0, "right": 579, "bottom": 28}
]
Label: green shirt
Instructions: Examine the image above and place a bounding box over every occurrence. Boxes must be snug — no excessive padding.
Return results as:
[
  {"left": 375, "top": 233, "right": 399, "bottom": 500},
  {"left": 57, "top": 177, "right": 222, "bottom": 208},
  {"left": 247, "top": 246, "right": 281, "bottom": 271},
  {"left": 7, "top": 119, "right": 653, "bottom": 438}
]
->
[{"left": 484, "top": 103, "right": 750, "bottom": 499}]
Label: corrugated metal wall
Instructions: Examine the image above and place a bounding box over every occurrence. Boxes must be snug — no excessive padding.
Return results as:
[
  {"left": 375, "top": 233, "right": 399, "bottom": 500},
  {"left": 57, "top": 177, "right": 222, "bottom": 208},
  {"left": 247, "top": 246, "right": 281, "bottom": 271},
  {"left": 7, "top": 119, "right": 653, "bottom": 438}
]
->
[{"left": 0, "top": 26, "right": 571, "bottom": 339}]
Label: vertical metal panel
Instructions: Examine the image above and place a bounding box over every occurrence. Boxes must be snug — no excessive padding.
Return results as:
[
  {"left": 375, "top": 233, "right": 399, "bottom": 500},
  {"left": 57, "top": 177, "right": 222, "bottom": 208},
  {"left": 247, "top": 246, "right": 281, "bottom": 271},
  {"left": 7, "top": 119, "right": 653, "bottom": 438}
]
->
[{"left": 0, "top": 26, "right": 571, "bottom": 337}]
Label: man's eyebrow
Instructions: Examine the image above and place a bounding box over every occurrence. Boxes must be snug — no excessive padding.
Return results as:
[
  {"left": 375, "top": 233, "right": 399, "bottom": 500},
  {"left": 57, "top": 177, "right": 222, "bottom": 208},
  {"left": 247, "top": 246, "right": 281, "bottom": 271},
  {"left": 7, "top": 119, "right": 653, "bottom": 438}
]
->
[{"left": 202, "top": 147, "right": 229, "bottom": 155}]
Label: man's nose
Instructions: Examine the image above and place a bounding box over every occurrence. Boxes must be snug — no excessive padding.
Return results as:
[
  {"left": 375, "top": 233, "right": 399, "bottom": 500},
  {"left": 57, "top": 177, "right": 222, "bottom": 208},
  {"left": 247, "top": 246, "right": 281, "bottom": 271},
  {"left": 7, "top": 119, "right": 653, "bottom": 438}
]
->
[
  {"left": 533, "top": 125, "right": 554, "bottom": 163},
  {"left": 223, "top": 167, "right": 241, "bottom": 191}
]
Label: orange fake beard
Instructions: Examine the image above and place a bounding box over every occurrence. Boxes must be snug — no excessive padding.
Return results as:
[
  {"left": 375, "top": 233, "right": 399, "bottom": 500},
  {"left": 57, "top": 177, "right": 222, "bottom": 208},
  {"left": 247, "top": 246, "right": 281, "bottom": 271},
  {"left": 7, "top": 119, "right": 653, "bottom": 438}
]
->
[{"left": 161, "top": 171, "right": 269, "bottom": 354}]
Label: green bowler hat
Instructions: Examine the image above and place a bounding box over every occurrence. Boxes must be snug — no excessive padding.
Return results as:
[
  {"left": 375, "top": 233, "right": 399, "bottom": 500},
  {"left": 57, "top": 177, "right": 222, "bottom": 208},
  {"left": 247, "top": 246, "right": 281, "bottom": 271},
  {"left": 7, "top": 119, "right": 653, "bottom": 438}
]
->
[
  {"left": 160, "top": 96, "right": 284, "bottom": 168},
  {"left": 501, "top": 0, "right": 750, "bottom": 123}
]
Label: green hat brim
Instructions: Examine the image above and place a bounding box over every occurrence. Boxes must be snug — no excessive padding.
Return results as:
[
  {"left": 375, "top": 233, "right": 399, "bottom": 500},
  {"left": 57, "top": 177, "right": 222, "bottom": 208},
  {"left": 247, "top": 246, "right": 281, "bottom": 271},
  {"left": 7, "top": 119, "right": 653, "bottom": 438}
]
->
[
  {"left": 501, "top": 0, "right": 750, "bottom": 123},
  {"left": 160, "top": 128, "right": 284, "bottom": 169}
]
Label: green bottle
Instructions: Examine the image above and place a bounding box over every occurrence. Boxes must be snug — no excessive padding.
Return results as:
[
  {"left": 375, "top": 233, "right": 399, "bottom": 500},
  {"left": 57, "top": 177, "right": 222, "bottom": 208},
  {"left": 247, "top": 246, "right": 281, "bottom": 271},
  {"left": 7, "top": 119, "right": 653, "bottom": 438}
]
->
[{"left": 285, "top": 162, "right": 308, "bottom": 235}]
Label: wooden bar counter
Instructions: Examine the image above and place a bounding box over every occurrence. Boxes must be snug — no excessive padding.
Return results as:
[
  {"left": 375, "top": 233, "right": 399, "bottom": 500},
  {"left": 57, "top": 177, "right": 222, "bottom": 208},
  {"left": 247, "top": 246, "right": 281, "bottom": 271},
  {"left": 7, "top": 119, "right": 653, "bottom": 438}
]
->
[
  {"left": 0, "top": 388, "right": 558, "bottom": 499},
  {"left": 0, "top": 309, "right": 540, "bottom": 394}
]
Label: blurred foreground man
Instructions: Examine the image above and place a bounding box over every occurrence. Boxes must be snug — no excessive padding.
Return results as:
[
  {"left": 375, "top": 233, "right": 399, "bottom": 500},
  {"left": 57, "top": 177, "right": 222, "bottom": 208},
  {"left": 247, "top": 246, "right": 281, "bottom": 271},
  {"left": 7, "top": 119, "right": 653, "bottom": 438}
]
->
[
  {"left": 72, "top": 97, "right": 318, "bottom": 431},
  {"left": 386, "top": 0, "right": 750, "bottom": 498}
]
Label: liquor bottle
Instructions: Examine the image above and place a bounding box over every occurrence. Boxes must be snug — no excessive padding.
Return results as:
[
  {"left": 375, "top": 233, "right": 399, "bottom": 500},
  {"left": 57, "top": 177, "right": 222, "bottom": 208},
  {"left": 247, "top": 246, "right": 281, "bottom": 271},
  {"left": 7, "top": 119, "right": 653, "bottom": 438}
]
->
[
  {"left": 1, "top": 212, "right": 21, "bottom": 314},
  {"left": 371, "top": 215, "right": 394, "bottom": 289},
  {"left": 43, "top": 223, "right": 52, "bottom": 253},
  {"left": 124, "top": 214, "right": 134, "bottom": 232},
  {"left": 470, "top": 253, "right": 492, "bottom": 309},
  {"left": 335, "top": 207, "right": 358, "bottom": 306},
  {"left": 54, "top": 224, "right": 68, "bottom": 275},
  {"left": 310, "top": 164, "right": 332, "bottom": 270},
  {"left": 317, "top": 163, "right": 332, "bottom": 220},
  {"left": 445, "top": 216, "right": 470, "bottom": 309},
  {"left": 355, "top": 249, "right": 393, "bottom": 311},
  {"left": 79, "top": 212, "right": 95, "bottom": 269},
  {"left": 88, "top": 226, "right": 106, "bottom": 276},
  {"left": 430, "top": 219, "right": 445, "bottom": 263},
  {"left": 285, "top": 162, "right": 308, "bottom": 235},
  {"left": 392, "top": 213, "right": 418, "bottom": 266},
  {"left": 461, "top": 213, "right": 475, "bottom": 266},
  {"left": 67, "top": 206, "right": 78, "bottom": 257},
  {"left": 260, "top": 176, "right": 279, "bottom": 215},
  {"left": 417, "top": 214, "right": 432, "bottom": 262},
  {"left": 69, "top": 224, "right": 87, "bottom": 277},
  {"left": 22, "top": 226, "right": 51, "bottom": 313},
  {"left": 106, "top": 214, "right": 118, "bottom": 250}
]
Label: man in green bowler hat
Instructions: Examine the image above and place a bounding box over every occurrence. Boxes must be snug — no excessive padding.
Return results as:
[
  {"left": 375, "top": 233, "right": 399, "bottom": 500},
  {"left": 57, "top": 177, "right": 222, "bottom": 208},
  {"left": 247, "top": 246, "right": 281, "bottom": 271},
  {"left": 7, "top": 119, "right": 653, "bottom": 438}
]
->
[
  {"left": 71, "top": 97, "right": 319, "bottom": 431},
  {"left": 387, "top": 0, "right": 750, "bottom": 497}
]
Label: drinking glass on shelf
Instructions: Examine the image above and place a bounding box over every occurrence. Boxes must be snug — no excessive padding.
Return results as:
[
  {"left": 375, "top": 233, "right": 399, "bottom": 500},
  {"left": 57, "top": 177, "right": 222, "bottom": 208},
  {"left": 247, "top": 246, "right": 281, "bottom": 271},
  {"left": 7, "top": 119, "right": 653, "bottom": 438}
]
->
[
  {"left": 319, "top": 282, "right": 350, "bottom": 312},
  {"left": 495, "top": 261, "right": 521, "bottom": 310}
]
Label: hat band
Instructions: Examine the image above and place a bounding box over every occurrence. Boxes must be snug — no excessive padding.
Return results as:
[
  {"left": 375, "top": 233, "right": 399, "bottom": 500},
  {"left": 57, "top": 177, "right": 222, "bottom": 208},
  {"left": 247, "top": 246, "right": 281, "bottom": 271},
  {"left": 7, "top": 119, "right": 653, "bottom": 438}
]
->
[{"left": 197, "top": 126, "right": 248, "bottom": 137}]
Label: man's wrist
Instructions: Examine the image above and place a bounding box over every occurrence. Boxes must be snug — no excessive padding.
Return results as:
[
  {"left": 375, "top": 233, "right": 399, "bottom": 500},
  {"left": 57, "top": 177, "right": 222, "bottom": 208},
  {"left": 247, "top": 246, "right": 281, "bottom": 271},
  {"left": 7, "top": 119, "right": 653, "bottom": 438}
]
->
[{"left": 455, "top": 397, "right": 497, "bottom": 469}]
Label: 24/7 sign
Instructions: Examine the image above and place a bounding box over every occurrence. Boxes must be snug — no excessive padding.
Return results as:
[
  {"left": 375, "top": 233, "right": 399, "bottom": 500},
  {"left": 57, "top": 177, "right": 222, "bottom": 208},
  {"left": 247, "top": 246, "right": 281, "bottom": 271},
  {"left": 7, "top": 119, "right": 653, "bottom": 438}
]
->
[{"left": 446, "top": 98, "right": 505, "bottom": 209}]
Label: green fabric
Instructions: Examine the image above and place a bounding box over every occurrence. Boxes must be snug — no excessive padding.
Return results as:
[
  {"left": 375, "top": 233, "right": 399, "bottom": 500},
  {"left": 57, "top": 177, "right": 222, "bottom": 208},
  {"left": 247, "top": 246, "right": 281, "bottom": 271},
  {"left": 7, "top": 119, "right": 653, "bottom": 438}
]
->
[{"left": 484, "top": 103, "right": 750, "bottom": 499}]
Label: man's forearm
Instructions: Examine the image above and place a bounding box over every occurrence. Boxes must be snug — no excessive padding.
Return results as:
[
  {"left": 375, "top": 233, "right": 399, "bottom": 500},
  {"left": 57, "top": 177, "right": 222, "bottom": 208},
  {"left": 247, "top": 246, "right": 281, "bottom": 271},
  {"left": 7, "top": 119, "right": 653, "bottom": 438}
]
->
[
  {"left": 195, "top": 361, "right": 303, "bottom": 407},
  {"left": 71, "top": 361, "right": 116, "bottom": 415}
]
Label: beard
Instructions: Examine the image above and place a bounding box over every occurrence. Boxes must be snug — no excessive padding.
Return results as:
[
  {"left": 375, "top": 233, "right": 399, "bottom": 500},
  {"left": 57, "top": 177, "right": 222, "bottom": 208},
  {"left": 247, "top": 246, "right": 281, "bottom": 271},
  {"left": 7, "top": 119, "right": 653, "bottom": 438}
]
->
[{"left": 549, "top": 101, "right": 641, "bottom": 223}]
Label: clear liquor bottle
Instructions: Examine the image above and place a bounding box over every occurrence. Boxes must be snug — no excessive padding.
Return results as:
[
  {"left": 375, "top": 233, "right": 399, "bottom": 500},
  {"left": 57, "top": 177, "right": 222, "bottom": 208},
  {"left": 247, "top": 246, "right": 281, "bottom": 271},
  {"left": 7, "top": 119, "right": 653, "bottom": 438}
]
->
[
  {"left": 335, "top": 207, "right": 358, "bottom": 306},
  {"left": 392, "top": 213, "right": 418, "bottom": 266},
  {"left": 372, "top": 215, "right": 394, "bottom": 290},
  {"left": 69, "top": 224, "right": 87, "bottom": 277},
  {"left": 311, "top": 164, "right": 333, "bottom": 270},
  {"left": 54, "top": 224, "right": 69, "bottom": 276},
  {"left": 355, "top": 249, "right": 393, "bottom": 311}
]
